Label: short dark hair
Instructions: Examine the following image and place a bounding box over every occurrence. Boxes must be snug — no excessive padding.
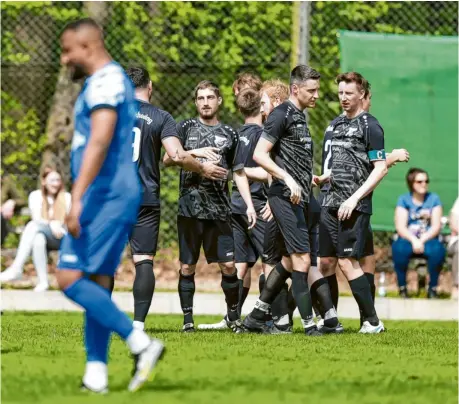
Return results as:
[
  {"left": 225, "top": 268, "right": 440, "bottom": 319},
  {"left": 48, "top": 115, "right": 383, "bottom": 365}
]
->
[
  {"left": 336, "top": 72, "right": 371, "bottom": 97},
  {"left": 290, "top": 65, "right": 321, "bottom": 87},
  {"left": 406, "top": 168, "right": 429, "bottom": 192},
  {"left": 232, "top": 72, "right": 263, "bottom": 94},
  {"left": 126, "top": 66, "right": 150, "bottom": 89},
  {"left": 194, "top": 80, "right": 221, "bottom": 100},
  {"left": 236, "top": 88, "right": 261, "bottom": 118},
  {"left": 61, "top": 18, "right": 101, "bottom": 35}
]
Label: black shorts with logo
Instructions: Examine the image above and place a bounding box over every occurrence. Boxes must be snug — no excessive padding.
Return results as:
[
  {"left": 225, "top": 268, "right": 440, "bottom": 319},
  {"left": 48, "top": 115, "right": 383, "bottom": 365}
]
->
[
  {"left": 129, "top": 206, "right": 161, "bottom": 255},
  {"left": 319, "top": 207, "right": 374, "bottom": 259},
  {"left": 268, "top": 196, "right": 310, "bottom": 257},
  {"left": 177, "top": 216, "right": 234, "bottom": 265},
  {"left": 232, "top": 213, "right": 265, "bottom": 266}
]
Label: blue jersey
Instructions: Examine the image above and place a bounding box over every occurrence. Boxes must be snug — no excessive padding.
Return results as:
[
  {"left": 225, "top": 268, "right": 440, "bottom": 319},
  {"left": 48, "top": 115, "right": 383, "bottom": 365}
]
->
[{"left": 71, "top": 62, "right": 141, "bottom": 223}]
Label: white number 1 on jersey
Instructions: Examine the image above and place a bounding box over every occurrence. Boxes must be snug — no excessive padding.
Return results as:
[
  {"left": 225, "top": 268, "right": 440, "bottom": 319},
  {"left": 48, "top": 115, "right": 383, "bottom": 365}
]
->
[{"left": 132, "top": 127, "right": 141, "bottom": 162}]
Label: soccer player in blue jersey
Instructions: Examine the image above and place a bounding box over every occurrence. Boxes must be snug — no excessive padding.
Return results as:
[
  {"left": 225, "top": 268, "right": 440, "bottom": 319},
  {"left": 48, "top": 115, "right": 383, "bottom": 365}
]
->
[{"left": 56, "top": 18, "right": 163, "bottom": 393}]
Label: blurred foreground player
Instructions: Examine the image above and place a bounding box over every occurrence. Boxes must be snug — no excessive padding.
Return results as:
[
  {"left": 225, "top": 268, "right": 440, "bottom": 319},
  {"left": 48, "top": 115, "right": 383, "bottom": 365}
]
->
[{"left": 56, "top": 18, "right": 163, "bottom": 393}]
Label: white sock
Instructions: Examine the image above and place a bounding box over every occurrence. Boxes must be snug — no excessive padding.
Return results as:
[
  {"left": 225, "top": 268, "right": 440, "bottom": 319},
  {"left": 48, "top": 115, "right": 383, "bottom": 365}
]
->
[
  {"left": 126, "top": 329, "right": 150, "bottom": 354},
  {"left": 301, "top": 318, "right": 316, "bottom": 329},
  {"left": 32, "top": 233, "right": 49, "bottom": 286},
  {"left": 275, "top": 314, "right": 289, "bottom": 326},
  {"left": 9, "top": 221, "right": 40, "bottom": 272},
  {"left": 83, "top": 361, "right": 108, "bottom": 390},
  {"left": 133, "top": 321, "right": 145, "bottom": 331},
  {"left": 254, "top": 299, "right": 270, "bottom": 313}
]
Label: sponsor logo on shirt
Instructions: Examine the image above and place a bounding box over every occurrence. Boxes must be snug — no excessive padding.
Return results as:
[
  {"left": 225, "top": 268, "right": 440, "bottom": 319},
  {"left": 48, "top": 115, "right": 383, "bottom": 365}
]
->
[{"left": 136, "top": 112, "right": 153, "bottom": 125}]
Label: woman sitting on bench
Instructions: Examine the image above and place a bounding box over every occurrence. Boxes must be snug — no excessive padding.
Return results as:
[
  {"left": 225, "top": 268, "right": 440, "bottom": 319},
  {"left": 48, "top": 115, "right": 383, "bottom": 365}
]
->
[
  {"left": 392, "top": 167, "right": 445, "bottom": 298},
  {"left": 0, "top": 166, "right": 71, "bottom": 291}
]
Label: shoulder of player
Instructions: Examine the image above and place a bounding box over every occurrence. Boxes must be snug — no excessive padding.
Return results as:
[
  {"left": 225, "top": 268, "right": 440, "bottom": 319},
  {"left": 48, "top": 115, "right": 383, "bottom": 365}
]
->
[
  {"left": 324, "top": 115, "right": 343, "bottom": 135},
  {"left": 359, "top": 113, "right": 383, "bottom": 129},
  {"left": 177, "top": 118, "right": 199, "bottom": 130},
  {"left": 219, "top": 123, "right": 238, "bottom": 140},
  {"left": 87, "top": 63, "right": 125, "bottom": 89},
  {"left": 140, "top": 103, "right": 174, "bottom": 121}
]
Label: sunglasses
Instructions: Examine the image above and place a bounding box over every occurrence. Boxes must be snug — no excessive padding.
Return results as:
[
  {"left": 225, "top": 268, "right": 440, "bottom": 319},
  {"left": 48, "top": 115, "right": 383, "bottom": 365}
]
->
[{"left": 414, "top": 179, "right": 429, "bottom": 184}]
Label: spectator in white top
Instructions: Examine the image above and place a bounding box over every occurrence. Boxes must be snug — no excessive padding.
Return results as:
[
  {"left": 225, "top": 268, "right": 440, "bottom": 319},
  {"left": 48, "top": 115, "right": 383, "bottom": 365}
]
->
[{"left": 0, "top": 166, "right": 71, "bottom": 291}]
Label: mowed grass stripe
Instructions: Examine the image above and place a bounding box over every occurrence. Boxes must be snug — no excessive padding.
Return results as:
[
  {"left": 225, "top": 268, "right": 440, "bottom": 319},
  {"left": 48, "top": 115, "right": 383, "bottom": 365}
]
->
[{"left": 1, "top": 312, "right": 457, "bottom": 404}]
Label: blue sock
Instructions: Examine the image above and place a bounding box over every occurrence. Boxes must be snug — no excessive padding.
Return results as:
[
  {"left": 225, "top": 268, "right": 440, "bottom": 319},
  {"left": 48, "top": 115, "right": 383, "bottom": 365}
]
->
[
  {"left": 64, "top": 278, "right": 133, "bottom": 340},
  {"left": 85, "top": 313, "right": 111, "bottom": 363},
  {"left": 84, "top": 282, "right": 112, "bottom": 363}
]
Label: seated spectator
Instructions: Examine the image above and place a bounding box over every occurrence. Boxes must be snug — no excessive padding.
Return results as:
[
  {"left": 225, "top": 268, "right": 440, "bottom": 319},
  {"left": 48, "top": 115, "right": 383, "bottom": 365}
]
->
[
  {"left": 448, "top": 197, "right": 459, "bottom": 299},
  {"left": 392, "top": 168, "right": 445, "bottom": 298},
  {"left": 1, "top": 175, "right": 27, "bottom": 246},
  {"left": 0, "top": 166, "right": 70, "bottom": 292}
]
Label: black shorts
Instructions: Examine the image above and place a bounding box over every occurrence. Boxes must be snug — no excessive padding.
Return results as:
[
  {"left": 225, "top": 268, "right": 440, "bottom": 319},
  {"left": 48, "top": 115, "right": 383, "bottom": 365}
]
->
[
  {"left": 177, "top": 216, "right": 234, "bottom": 265},
  {"left": 129, "top": 206, "right": 161, "bottom": 255},
  {"left": 232, "top": 213, "right": 265, "bottom": 266},
  {"left": 319, "top": 207, "right": 374, "bottom": 259},
  {"left": 262, "top": 216, "right": 283, "bottom": 265},
  {"left": 268, "top": 196, "right": 310, "bottom": 256}
]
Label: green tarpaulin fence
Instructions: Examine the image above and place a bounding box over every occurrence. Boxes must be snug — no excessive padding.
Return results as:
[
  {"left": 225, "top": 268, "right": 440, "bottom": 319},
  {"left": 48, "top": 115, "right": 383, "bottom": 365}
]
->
[{"left": 338, "top": 30, "right": 458, "bottom": 231}]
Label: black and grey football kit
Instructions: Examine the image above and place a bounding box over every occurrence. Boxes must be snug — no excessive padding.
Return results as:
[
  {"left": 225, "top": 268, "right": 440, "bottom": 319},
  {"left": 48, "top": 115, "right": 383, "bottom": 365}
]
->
[
  {"left": 177, "top": 118, "right": 242, "bottom": 264},
  {"left": 231, "top": 124, "right": 267, "bottom": 266},
  {"left": 320, "top": 112, "right": 385, "bottom": 259},
  {"left": 129, "top": 101, "right": 178, "bottom": 255},
  {"left": 262, "top": 101, "right": 314, "bottom": 256}
]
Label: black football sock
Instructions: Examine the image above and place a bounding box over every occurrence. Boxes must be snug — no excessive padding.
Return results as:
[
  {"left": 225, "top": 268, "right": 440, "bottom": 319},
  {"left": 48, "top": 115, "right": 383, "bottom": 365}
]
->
[
  {"left": 310, "top": 278, "right": 338, "bottom": 328},
  {"left": 291, "top": 270, "right": 314, "bottom": 329},
  {"left": 365, "top": 272, "right": 376, "bottom": 302},
  {"left": 325, "top": 274, "right": 339, "bottom": 309},
  {"left": 361, "top": 273, "right": 376, "bottom": 326},
  {"left": 252, "top": 263, "right": 290, "bottom": 321},
  {"left": 178, "top": 271, "right": 195, "bottom": 325},
  {"left": 221, "top": 272, "right": 240, "bottom": 322},
  {"left": 133, "top": 259, "right": 155, "bottom": 323},
  {"left": 237, "top": 279, "right": 250, "bottom": 316},
  {"left": 287, "top": 285, "right": 297, "bottom": 324},
  {"left": 259, "top": 273, "right": 266, "bottom": 293},
  {"left": 271, "top": 282, "right": 289, "bottom": 325},
  {"left": 349, "top": 275, "right": 379, "bottom": 326}
]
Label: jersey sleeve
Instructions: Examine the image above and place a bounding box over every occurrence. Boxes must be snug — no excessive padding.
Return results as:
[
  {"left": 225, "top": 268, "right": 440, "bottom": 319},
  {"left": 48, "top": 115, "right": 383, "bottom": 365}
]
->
[
  {"left": 160, "top": 112, "right": 179, "bottom": 141},
  {"left": 85, "top": 69, "right": 126, "bottom": 112},
  {"left": 176, "top": 121, "right": 188, "bottom": 145},
  {"left": 366, "top": 119, "right": 386, "bottom": 161},
  {"left": 228, "top": 130, "right": 242, "bottom": 171},
  {"left": 261, "top": 107, "right": 286, "bottom": 145}
]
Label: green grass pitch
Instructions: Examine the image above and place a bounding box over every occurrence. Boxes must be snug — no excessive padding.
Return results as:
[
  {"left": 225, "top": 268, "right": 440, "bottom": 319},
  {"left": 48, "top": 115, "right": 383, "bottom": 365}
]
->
[{"left": 1, "top": 312, "right": 457, "bottom": 404}]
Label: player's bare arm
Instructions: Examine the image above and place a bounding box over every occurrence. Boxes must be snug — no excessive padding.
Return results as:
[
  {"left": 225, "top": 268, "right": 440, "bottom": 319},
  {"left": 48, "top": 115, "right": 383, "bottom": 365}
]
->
[
  {"left": 253, "top": 137, "right": 302, "bottom": 205},
  {"left": 386, "top": 148, "right": 410, "bottom": 168},
  {"left": 244, "top": 167, "right": 269, "bottom": 183},
  {"left": 233, "top": 168, "right": 257, "bottom": 229},
  {"left": 162, "top": 137, "right": 227, "bottom": 180},
  {"left": 338, "top": 159, "right": 388, "bottom": 221},
  {"left": 67, "top": 108, "right": 117, "bottom": 237}
]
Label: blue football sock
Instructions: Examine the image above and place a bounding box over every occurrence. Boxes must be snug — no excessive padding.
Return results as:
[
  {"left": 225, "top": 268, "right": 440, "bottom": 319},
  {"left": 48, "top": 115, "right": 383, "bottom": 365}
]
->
[
  {"left": 64, "top": 278, "right": 133, "bottom": 340},
  {"left": 85, "top": 312, "right": 111, "bottom": 363}
]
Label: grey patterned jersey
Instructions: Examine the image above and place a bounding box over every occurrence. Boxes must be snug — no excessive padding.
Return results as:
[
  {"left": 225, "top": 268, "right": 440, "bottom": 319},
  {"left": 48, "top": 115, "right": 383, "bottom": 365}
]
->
[
  {"left": 177, "top": 118, "right": 241, "bottom": 220},
  {"left": 321, "top": 111, "right": 385, "bottom": 214},
  {"left": 262, "top": 100, "right": 313, "bottom": 204}
]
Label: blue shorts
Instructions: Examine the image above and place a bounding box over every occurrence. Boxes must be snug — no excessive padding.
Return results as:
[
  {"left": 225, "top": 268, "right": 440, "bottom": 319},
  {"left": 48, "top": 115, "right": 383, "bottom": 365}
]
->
[{"left": 57, "top": 210, "right": 134, "bottom": 276}]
